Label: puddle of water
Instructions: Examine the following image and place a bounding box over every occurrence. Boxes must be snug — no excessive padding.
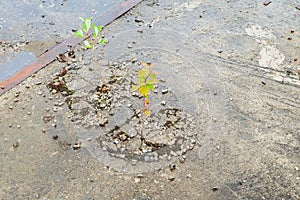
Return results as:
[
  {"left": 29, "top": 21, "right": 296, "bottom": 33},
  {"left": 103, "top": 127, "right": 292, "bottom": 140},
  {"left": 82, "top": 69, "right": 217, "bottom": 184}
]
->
[{"left": 0, "top": 52, "right": 35, "bottom": 82}]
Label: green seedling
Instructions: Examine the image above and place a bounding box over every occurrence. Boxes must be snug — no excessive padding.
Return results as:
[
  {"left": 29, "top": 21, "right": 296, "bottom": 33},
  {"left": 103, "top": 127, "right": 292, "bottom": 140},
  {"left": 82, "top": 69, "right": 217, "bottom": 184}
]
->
[
  {"left": 74, "top": 17, "right": 106, "bottom": 87},
  {"left": 132, "top": 62, "right": 158, "bottom": 116}
]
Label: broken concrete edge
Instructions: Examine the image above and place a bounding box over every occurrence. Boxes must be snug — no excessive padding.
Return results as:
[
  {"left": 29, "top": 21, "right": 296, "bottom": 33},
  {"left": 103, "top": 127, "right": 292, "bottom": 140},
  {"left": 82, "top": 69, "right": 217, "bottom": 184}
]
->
[{"left": 0, "top": 0, "right": 143, "bottom": 96}]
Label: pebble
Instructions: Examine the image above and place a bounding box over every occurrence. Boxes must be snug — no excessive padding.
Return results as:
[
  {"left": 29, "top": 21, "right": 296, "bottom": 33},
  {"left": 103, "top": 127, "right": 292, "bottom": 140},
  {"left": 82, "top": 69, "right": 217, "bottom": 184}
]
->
[
  {"left": 134, "top": 178, "right": 141, "bottom": 183},
  {"left": 0, "top": 86, "right": 4, "bottom": 89},
  {"left": 42, "top": 128, "right": 46, "bottom": 133},
  {"left": 127, "top": 43, "right": 133, "bottom": 48},
  {"left": 144, "top": 155, "right": 150, "bottom": 162},
  {"left": 160, "top": 101, "right": 166, "bottom": 106},
  {"left": 186, "top": 174, "right": 192, "bottom": 178},
  {"left": 35, "top": 81, "right": 42, "bottom": 85},
  {"left": 137, "top": 174, "right": 144, "bottom": 178},
  {"left": 168, "top": 176, "right": 175, "bottom": 181},
  {"left": 162, "top": 89, "right": 169, "bottom": 94},
  {"left": 169, "top": 163, "right": 176, "bottom": 171},
  {"left": 16, "top": 125, "right": 21, "bottom": 128}
]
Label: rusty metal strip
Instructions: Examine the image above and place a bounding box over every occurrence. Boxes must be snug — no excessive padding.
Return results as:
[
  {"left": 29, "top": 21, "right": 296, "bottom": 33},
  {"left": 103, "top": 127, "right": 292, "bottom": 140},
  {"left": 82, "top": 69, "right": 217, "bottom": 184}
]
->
[{"left": 0, "top": 0, "right": 142, "bottom": 96}]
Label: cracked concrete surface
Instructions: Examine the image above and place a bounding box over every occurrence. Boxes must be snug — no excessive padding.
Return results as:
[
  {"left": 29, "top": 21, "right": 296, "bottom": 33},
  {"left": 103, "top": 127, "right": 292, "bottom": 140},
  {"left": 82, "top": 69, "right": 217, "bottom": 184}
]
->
[{"left": 0, "top": 0, "right": 299, "bottom": 199}]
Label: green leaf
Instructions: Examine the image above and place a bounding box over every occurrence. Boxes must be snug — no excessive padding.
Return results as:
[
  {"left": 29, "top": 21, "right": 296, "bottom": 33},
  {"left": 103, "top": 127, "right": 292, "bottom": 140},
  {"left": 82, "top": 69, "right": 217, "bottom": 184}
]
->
[
  {"left": 132, "top": 85, "right": 139, "bottom": 91},
  {"left": 74, "top": 29, "right": 84, "bottom": 38},
  {"left": 98, "top": 38, "right": 106, "bottom": 44},
  {"left": 146, "top": 84, "right": 154, "bottom": 90},
  {"left": 92, "top": 24, "right": 98, "bottom": 38},
  {"left": 83, "top": 17, "right": 92, "bottom": 33},
  {"left": 144, "top": 68, "right": 150, "bottom": 77},
  {"left": 138, "top": 70, "right": 146, "bottom": 82},
  {"left": 98, "top": 25, "right": 103, "bottom": 32},
  {"left": 139, "top": 86, "right": 149, "bottom": 97},
  {"left": 144, "top": 110, "right": 151, "bottom": 116},
  {"left": 79, "top": 17, "right": 85, "bottom": 22},
  {"left": 147, "top": 73, "right": 158, "bottom": 84},
  {"left": 83, "top": 40, "right": 92, "bottom": 49}
]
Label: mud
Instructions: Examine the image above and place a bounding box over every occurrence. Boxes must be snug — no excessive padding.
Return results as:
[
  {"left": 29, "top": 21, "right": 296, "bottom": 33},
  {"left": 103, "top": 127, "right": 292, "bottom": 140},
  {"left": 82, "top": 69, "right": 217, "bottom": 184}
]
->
[{"left": 0, "top": 0, "right": 299, "bottom": 199}]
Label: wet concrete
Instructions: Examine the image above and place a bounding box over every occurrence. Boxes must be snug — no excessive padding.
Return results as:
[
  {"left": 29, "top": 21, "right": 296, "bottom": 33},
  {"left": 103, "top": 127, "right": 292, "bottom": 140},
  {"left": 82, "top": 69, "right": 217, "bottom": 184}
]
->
[
  {"left": 0, "top": 0, "right": 300, "bottom": 199},
  {"left": 0, "top": 0, "right": 122, "bottom": 80}
]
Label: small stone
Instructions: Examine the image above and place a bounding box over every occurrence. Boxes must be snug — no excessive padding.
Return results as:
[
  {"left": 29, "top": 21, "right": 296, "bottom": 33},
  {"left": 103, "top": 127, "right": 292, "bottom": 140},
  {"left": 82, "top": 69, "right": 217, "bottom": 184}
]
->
[
  {"left": 35, "top": 81, "right": 42, "bottom": 85},
  {"left": 169, "top": 163, "right": 176, "bottom": 171},
  {"left": 13, "top": 99, "right": 19, "bottom": 102},
  {"left": 160, "top": 101, "right": 166, "bottom": 106},
  {"left": 119, "top": 154, "right": 125, "bottom": 159},
  {"left": 38, "top": 91, "right": 42, "bottom": 95},
  {"left": 186, "top": 174, "right": 192, "bottom": 178},
  {"left": 162, "top": 89, "right": 169, "bottom": 94},
  {"left": 134, "top": 178, "right": 141, "bottom": 183},
  {"left": 0, "top": 86, "right": 4, "bottom": 89},
  {"left": 137, "top": 174, "right": 144, "bottom": 178},
  {"left": 144, "top": 156, "right": 150, "bottom": 162},
  {"left": 168, "top": 176, "right": 175, "bottom": 181},
  {"left": 42, "top": 128, "right": 46, "bottom": 133},
  {"left": 16, "top": 125, "right": 21, "bottom": 128},
  {"left": 27, "top": 112, "right": 32, "bottom": 115},
  {"left": 99, "top": 103, "right": 106, "bottom": 109},
  {"left": 216, "top": 145, "right": 220, "bottom": 150},
  {"left": 52, "top": 89, "right": 57, "bottom": 94},
  {"left": 134, "top": 18, "right": 143, "bottom": 23},
  {"left": 128, "top": 43, "right": 133, "bottom": 48},
  {"left": 295, "top": 167, "right": 299, "bottom": 171}
]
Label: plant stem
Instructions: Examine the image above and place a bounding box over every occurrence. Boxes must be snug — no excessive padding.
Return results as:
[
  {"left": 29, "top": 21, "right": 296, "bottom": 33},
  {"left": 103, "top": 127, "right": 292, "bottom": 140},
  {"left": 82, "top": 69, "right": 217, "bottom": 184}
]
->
[
  {"left": 139, "top": 110, "right": 145, "bottom": 150},
  {"left": 91, "top": 46, "right": 105, "bottom": 87}
]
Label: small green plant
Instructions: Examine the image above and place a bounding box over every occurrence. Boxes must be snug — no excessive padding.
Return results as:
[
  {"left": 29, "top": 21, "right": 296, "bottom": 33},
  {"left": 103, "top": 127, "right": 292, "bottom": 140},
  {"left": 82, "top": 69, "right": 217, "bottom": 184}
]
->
[
  {"left": 74, "top": 17, "right": 106, "bottom": 87},
  {"left": 132, "top": 62, "right": 158, "bottom": 116}
]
